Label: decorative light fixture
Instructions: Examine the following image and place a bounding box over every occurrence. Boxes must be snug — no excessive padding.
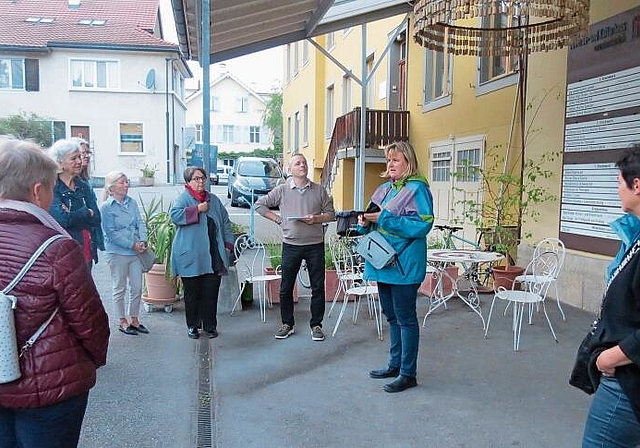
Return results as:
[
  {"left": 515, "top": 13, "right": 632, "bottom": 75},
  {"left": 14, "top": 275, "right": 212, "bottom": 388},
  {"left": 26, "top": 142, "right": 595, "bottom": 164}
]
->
[{"left": 413, "top": 0, "right": 591, "bottom": 56}]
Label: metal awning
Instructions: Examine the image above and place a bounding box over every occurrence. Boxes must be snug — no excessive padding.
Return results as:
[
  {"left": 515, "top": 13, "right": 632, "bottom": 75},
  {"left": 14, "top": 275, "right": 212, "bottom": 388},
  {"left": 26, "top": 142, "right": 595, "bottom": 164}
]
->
[{"left": 171, "top": 0, "right": 414, "bottom": 63}]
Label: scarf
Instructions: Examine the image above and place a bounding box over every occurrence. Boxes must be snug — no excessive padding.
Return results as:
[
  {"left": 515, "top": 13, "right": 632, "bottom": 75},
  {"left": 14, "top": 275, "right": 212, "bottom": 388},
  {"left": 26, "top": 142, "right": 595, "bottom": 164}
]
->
[
  {"left": 0, "top": 199, "right": 71, "bottom": 237},
  {"left": 185, "top": 184, "right": 208, "bottom": 203}
]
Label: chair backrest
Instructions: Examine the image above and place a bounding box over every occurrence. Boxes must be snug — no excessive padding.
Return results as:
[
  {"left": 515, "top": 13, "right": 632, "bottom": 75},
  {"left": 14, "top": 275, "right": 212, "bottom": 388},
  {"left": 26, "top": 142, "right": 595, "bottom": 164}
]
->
[
  {"left": 233, "top": 234, "right": 270, "bottom": 282},
  {"left": 525, "top": 251, "right": 560, "bottom": 297},
  {"left": 533, "top": 238, "right": 565, "bottom": 279},
  {"left": 329, "top": 235, "right": 361, "bottom": 277}
]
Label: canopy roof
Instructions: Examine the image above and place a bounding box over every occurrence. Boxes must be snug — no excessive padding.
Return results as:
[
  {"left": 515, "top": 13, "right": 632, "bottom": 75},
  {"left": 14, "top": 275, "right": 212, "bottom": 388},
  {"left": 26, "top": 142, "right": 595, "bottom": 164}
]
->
[{"left": 171, "top": 0, "right": 414, "bottom": 63}]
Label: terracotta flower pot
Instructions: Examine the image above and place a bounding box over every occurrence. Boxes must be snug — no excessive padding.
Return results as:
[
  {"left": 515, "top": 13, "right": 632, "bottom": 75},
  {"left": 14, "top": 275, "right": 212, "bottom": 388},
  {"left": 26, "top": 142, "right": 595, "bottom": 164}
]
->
[
  {"left": 419, "top": 265, "right": 459, "bottom": 297},
  {"left": 143, "top": 263, "right": 177, "bottom": 304},
  {"left": 265, "top": 267, "right": 298, "bottom": 303},
  {"left": 492, "top": 265, "right": 525, "bottom": 290},
  {"left": 324, "top": 269, "right": 339, "bottom": 302}
]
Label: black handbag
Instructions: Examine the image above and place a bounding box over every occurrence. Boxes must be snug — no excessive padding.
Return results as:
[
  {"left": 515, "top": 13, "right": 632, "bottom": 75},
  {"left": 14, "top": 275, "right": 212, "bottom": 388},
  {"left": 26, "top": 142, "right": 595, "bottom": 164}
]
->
[
  {"left": 335, "top": 211, "right": 360, "bottom": 237},
  {"left": 569, "top": 319, "right": 604, "bottom": 395}
]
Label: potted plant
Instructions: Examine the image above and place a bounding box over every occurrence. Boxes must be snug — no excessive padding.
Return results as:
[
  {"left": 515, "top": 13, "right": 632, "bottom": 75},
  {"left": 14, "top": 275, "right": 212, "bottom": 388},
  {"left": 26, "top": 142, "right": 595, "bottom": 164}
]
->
[
  {"left": 139, "top": 196, "right": 179, "bottom": 307},
  {"left": 263, "top": 240, "right": 299, "bottom": 304},
  {"left": 420, "top": 236, "right": 459, "bottom": 297},
  {"left": 231, "top": 221, "right": 248, "bottom": 241},
  {"left": 324, "top": 243, "right": 341, "bottom": 302},
  {"left": 454, "top": 149, "right": 559, "bottom": 290},
  {"left": 139, "top": 163, "right": 158, "bottom": 187}
]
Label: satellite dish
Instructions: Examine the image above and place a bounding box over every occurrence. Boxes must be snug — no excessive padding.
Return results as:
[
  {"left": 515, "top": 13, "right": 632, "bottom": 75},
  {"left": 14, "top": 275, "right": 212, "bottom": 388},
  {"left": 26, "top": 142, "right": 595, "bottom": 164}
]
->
[{"left": 145, "top": 69, "right": 156, "bottom": 90}]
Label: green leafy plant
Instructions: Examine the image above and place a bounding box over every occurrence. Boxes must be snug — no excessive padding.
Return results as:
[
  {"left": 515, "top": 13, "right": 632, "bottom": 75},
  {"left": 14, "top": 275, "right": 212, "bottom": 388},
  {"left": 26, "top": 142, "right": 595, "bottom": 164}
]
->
[
  {"left": 264, "top": 240, "right": 282, "bottom": 270},
  {"left": 231, "top": 221, "right": 248, "bottom": 235},
  {"left": 139, "top": 196, "right": 177, "bottom": 282},
  {"left": 140, "top": 163, "right": 158, "bottom": 178},
  {"left": 453, "top": 149, "right": 559, "bottom": 264},
  {"left": 324, "top": 244, "right": 334, "bottom": 269}
]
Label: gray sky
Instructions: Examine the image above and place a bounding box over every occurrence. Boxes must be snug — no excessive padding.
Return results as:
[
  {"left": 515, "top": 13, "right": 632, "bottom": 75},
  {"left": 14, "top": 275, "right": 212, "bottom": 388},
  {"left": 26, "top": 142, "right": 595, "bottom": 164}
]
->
[{"left": 159, "top": 0, "right": 283, "bottom": 92}]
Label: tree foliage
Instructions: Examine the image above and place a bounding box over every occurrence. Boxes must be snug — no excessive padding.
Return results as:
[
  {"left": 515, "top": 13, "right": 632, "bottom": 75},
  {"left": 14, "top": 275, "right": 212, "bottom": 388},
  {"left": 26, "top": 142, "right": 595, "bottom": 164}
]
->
[
  {"left": 262, "top": 92, "right": 283, "bottom": 151},
  {"left": 0, "top": 111, "right": 53, "bottom": 147}
]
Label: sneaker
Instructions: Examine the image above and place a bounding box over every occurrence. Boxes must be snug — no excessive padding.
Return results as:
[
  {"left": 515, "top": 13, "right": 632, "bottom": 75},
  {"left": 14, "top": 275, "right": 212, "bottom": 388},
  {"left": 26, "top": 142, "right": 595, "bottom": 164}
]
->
[
  {"left": 275, "top": 324, "right": 294, "bottom": 339},
  {"left": 311, "top": 325, "right": 325, "bottom": 341}
]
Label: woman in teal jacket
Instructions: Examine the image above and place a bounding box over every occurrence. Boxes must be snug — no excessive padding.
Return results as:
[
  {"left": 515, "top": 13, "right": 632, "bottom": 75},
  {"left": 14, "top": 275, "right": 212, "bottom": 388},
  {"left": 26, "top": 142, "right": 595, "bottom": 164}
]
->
[
  {"left": 358, "top": 141, "right": 434, "bottom": 393},
  {"left": 170, "top": 167, "right": 234, "bottom": 339}
]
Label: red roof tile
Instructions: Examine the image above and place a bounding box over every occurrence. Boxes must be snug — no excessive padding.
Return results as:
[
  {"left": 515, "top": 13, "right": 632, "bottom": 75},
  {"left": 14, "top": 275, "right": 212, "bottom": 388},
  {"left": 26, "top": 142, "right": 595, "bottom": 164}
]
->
[{"left": 0, "top": 0, "right": 177, "bottom": 50}]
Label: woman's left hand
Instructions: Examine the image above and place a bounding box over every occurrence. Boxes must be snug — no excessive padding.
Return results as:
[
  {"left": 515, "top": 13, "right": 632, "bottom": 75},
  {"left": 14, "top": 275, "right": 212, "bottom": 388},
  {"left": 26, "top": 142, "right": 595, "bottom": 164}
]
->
[
  {"left": 363, "top": 212, "right": 381, "bottom": 223},
  {"left": 596, "top": 345, "right": 632, "bottom": 376}
]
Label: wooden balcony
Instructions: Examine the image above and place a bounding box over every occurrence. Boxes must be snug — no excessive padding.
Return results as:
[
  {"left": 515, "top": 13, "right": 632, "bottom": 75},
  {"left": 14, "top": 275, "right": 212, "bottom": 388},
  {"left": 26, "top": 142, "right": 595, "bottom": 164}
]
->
[{"left": 321, "top": 107, "right": 409, "bottom": 189}]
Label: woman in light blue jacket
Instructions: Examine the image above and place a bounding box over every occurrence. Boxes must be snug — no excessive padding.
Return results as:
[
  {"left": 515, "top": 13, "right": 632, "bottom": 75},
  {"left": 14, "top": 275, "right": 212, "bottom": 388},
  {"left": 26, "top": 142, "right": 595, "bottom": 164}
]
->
[
  {"left": 170, "top": 167, "right": 234, "bottom": 340},
  {"left": 358, "top": 141, "right": 434, "bottom": 393}
]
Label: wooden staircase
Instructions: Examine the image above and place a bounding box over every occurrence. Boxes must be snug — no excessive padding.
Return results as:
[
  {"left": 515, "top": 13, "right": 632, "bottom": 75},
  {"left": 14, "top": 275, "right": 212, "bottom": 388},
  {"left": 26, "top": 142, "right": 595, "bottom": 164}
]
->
[{"left": 321, "top": 107, "right": 409, "bottom": 191}]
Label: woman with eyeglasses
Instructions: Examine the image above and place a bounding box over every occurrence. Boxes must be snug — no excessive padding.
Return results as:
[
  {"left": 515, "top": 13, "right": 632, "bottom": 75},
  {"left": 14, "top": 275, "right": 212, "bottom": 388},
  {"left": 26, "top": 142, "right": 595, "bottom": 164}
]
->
[
  {"left": 170, "top": 167, "right": 234, "bottom": 339},
  {"left": 47, "top": 139, "right": 102, "bottom": 270}
]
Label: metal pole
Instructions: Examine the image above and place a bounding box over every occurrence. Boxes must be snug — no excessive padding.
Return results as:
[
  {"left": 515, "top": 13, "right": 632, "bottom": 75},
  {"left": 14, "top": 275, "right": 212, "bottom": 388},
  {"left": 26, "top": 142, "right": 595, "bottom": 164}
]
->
[
  {"left": 356, "top": 23, "right": 367, "bottom": 210},
  {"left": 201, "top": 0, "right": 211, "bottom": 181}
]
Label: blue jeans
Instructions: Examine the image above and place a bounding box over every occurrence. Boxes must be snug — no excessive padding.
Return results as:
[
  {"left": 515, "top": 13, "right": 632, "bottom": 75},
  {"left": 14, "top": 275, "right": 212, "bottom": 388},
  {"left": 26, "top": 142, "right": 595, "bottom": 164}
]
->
[
  {"left": 0, "top": 392, "right": 89, "bottom": 448},
  {"left": 280, "top": 242, "right": 325, "bottom": 328},
  {"left": 377, "top": 282, "right": 420, "bottom": 378},
  {"left": 583, "top": 376, "right": 640, "bottom": 447}
]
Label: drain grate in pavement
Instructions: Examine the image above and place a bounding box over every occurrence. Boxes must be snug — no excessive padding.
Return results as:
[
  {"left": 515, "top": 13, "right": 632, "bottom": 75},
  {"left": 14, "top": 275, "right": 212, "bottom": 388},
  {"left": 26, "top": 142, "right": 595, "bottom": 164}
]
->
[{"left": 196, "top": 339, "right": 215, "bottom": 448}]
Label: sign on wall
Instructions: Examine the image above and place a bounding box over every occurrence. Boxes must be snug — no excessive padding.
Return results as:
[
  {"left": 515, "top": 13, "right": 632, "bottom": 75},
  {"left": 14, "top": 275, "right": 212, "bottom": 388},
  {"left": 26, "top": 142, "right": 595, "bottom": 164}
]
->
[{"left": 561, "top": 5, "right": 640, "bottom": 256}]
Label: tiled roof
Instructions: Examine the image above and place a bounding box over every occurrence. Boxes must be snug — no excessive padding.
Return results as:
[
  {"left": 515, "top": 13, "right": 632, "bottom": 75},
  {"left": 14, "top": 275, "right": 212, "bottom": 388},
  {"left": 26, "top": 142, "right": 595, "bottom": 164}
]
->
[{"left": 0, "top": 0, "right": 177, "bottom": 51}]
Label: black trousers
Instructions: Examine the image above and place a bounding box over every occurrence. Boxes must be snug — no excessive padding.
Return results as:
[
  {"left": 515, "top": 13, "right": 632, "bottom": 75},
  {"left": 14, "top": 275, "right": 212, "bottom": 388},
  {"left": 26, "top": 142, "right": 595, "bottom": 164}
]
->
[
  {"left": 182, "top": 274, "right": 222, "bottom": 330},
  {"left": 280, "top": 242, "right": 325, "bottom": 328}
]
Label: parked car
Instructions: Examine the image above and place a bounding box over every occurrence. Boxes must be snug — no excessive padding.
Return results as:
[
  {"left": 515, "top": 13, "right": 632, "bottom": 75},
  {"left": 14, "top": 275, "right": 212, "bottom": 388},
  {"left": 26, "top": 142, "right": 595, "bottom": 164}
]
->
[
  {"left": 227, "top": 157, "right": 286, "bottom": 207},
  {"left": 215, "top": 165, "right": 232, "bottom": 185},
  {"left": 209, "top": 170, "right": 219, "bottom": 185}
]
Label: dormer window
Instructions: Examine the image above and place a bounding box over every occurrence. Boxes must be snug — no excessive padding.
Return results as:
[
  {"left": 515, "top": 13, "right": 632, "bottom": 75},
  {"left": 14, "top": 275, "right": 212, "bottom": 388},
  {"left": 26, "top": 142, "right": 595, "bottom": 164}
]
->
[
  {"left": 25, "top": 17, "right": 55, "bottom": 23},
  {"left": 78, "top": 19, "right": 106, "bottom": 26}
]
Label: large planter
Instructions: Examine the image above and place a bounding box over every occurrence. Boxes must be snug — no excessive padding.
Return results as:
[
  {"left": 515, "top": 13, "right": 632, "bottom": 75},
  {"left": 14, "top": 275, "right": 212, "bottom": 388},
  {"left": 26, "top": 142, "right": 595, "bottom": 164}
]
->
[
  {"left": 325, "top": 269, "right": 339, "bottom": 302},
  {"left": 492, "top": 265, "right": 525, "bottom": 290},
  {"left": 142, "top": 263, "right": 177, "bottom": 311},
  {"left": 139, "top": 176, "right": 155, "bottom": 187},
  {"left": 265, "top": 267, "right": 298, "bottom": 303},
  {"left": 419, "top": 265, "right": 459, "bottom": 297}
]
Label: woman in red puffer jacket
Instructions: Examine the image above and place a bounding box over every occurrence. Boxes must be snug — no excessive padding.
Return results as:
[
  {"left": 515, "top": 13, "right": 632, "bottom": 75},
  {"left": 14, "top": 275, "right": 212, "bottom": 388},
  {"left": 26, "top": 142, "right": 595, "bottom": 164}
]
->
[{"left": 0, "top": 138, "right": 109, "bottom": 448}]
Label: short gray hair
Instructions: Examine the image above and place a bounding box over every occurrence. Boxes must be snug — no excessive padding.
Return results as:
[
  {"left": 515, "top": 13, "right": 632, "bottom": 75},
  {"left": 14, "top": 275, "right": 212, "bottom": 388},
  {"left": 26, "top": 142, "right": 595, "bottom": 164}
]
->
[
  {"left": 48, "top": 139, "right": 81, "bottom": 163},
  {"left": 102, "top": 170, "right": 127, "bottom": 201},
  {"left": 183, "top": 166, "right": 206, "bottom": 183},
  {"left": 0, "top": 137, "right": 58, "bottom": 201}
]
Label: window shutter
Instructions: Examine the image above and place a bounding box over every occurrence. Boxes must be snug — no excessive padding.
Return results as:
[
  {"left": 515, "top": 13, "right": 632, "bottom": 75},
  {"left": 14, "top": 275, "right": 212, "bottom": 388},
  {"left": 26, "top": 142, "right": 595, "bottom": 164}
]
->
[{"left": 25, "top": 59, "right": 39, "bottom": 92}]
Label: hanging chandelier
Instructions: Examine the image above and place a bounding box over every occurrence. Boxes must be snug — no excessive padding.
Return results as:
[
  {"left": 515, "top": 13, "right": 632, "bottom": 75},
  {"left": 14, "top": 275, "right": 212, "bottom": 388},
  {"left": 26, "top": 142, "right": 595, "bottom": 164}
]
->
[{"left": 413, "top": 0, "right": 591, "bottom": 56}]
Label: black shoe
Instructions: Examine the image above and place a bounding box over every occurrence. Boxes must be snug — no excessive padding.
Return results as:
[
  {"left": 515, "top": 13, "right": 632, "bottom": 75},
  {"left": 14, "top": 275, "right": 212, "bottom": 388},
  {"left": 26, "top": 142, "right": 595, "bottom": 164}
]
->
[
  {"left": 383, "top": 375, "right": 417, "bottom": 393},
  {"left": 187, "top": 327, "right": 199, "bottom": 339},
  {"left": 205, "top": 328, "right": 218, "bottom": 339},
  {"left": 369, "top": 367, "right": 400, "bottom": 379},
  {"left": 118, "top": 325, "right": 138, "bottom": 336}
]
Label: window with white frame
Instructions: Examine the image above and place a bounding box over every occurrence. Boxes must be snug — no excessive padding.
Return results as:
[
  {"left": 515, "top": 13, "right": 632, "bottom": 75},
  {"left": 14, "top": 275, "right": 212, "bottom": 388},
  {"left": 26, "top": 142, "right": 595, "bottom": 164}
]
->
[
  {"left": 249, "top": 126, "right": 261, "bottom": 143},
  {"left": 286, "top": 44, "right": 291, "bottom": 82},
  {"left": 119, "top": 123, "right": 143, "bottom": 153},
  {"left": 424, "top": 47, "right": 452, "bottom": 106},
  {"left": 342, "top": 75, "right": 351, "bottom": 114},
  {"left": 294, "top": 111, "right": 300, "bottom": 152},
  {"left": 293, "top": 42, "right": 299, "bottom": 76},
  {"left": 212, "top": 96, "right": 220, "bottom": 112},
  {"left": 303, "top": 104, "right": 309, "bottom": 145},
  {"left": 327, "top": 32, "right": 335, "bottom": 49},
  {"left": 456, "top": 148, "right": 482, "bottom": 182},
  {"left": 195, "top": 124, "right": 203, "bottom": 143},
  {"left": 431, "top": 149, "right": 451, "bottom": 182},
  {"left": 287, "top": 116, "right": 292, "bottom": 151},
  {"left": 0, "top": 58, "right": 24, "bottom": 89},
  {"left": 325, "top": 84, "right": 334, "bottom": 138},
  {"left": 236, "top": 96, "right": 248, "bottom": 113},
  {"left": 302, "top": 40, "right": 309, "bottom": 65},
  {"left": 70, "top": 59, "right": 119, "bottom": 89},
  {"left": 223, "top": 125, "right": 234, "bottom": 143},
  {"left": 479, "top": 4, "right": 519, "bottom": 84}
]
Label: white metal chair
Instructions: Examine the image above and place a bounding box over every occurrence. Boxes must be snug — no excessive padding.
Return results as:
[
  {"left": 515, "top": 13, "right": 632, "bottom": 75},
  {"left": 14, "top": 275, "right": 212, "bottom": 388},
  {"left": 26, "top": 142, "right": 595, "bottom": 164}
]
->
[
  {"left": 327, "top": 235, "right": 363, "bottom": 318},
  {"left": 230, "top": 234, "right": 281, "bottom": 322},
  {"left": 484, "top": 252, "right": 559, "bottom": 351},
  {"left": 331, "top": 281, "right": 382, "bottom": 340},
  {"left": 515, "top": 238, "right": 566, "bottom": 321}
]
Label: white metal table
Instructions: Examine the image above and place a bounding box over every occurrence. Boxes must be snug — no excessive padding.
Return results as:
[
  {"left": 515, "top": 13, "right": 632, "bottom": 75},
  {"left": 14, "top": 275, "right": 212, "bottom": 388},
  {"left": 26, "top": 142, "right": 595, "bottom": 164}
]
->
[{"left": 423, "top": 249, "right": 504, "bottom": 329}]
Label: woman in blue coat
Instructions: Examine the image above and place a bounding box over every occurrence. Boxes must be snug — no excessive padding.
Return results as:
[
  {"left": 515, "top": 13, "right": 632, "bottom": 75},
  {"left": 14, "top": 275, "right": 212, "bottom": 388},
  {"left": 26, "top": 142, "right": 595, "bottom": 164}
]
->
[
  {"left": 358, "top": 141, "right": 434, "bottom": 393},
  {"left": 47, "top": 139, "right": 102, "bottom": 269},
  {"left": 170, "top": 167, "right": 234, "bottom": 339}
]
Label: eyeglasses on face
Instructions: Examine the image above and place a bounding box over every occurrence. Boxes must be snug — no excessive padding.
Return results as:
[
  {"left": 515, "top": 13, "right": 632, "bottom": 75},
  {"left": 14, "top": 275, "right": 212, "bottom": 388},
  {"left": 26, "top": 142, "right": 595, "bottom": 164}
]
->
[{"left": 191, "top": 176, "right": 206, "bottom": 182}]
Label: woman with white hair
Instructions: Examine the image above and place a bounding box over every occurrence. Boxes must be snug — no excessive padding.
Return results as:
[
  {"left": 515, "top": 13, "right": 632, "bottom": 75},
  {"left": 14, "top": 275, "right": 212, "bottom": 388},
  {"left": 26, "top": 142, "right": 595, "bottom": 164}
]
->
[
  {"left": 47, "top": 139, "right": 101, "bottom": 269},
  {"left": 99, "top": 171, "right": 149, "bottom": 335}
]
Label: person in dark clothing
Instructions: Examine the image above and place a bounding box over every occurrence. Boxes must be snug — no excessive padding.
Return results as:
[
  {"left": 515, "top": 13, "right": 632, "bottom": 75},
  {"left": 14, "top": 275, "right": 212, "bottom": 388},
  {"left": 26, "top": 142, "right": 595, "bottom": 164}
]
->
[
  {"left": 581, "top": 143, "right": 640, "bottom": 447},
  {"left": 170, "top": 167, "right": 234, "bottom": 339}
]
